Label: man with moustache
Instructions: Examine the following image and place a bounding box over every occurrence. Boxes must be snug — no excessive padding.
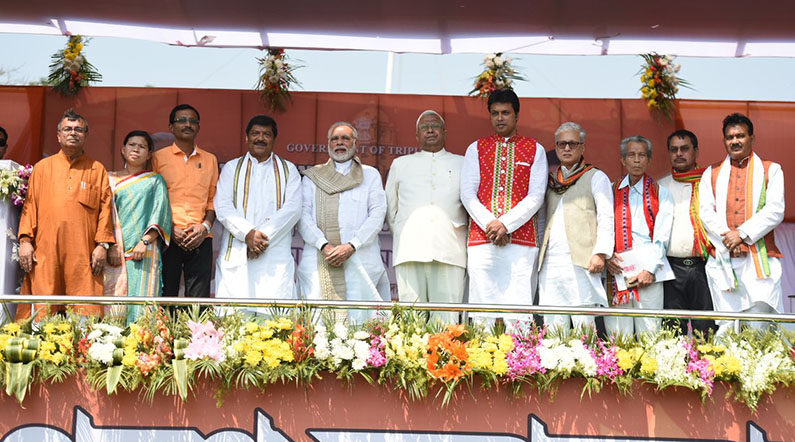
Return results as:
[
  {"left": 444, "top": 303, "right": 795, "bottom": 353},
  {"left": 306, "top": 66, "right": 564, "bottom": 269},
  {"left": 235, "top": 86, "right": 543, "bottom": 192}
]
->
[
  {"left": 385, "top": 110, "right": 467, "bottom": 323},
  {"left": 605, "top": 136, "right": 674, "bottom": 336},
  {"left": 17, "top": 109, "right": 114, "bottom": 318},
  {"left": 214, "top": 115, "right": 301, "bottom": 311},
  {"left": 699, "top": 113, "right": 784, "bottom": 335},
  {"left": 152, "top": 104, "right": 219, "bottom": 299},
  {"left": 460, "top": 89, "right": 548, "bottom": 329},
  {"left": 537, "top": 122, "right": 614, "bottom": 332},
  {"left": 658, "top": 130, "right": 716, "bottom": 335},
  {"left": 297, "top": 122, "right": 388, "bottom": 322}
]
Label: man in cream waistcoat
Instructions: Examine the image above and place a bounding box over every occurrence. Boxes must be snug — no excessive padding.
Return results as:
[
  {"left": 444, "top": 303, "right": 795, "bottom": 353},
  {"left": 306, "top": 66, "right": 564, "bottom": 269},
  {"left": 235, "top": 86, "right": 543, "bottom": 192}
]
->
[
  {"left": 698, "top": 113, "right": 785, "bottom": 336},
  {"left": 385, "top": 110, "right": 467, "bottom": 324},
  {"left": 537, "top": 122, "right": 614, "bottom": 332}
]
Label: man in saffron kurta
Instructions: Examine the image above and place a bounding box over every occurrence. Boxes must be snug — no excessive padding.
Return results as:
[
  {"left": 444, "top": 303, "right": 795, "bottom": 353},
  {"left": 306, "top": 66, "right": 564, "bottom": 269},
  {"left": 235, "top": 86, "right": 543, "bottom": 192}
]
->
[
  {"left": 461, "top": 89, "right": 547, "bottom": 328},
  {"left": 17, "top": 109, "right": 114, "bottom": 318},
  {"left": 698, "top": 113, "right": 784, "bottom": 336}
]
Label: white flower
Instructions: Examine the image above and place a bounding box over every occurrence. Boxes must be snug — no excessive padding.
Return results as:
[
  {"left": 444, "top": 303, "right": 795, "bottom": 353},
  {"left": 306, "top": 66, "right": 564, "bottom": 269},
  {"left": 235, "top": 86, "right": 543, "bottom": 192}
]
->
[
  {"left": 353, "top": 330, "right": 369, "bottom": 340},
  {"left": 333, "top": 323, "right": 349, "bottom": 340},
  {"left": 494, "top": 78, "right": 505, "bottom": 88},
  {"left": 352, "top": 358, "right": 366, "bottom": 371},
  {"left": 88, "top": 342, "right": 115, "bottom": 365}
]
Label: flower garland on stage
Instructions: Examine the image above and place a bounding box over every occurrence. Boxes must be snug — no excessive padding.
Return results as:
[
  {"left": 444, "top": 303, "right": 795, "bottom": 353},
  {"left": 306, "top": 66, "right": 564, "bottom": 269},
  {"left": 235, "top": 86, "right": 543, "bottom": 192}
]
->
[
  {"left": 47, "top": 35, "right": 103, "bottom": 97},
  {"left": 638, "top": 52, "right": 689, "bottom": 119},
  {"left": 0, "top": 164, "right": 33, "bottom": 207},
  {"left": 470, "top": 53, "right": 524, "bottom": 98},
  {"left": 0, "top": 307, "right": 793, "bottom": 411},
  {"left": 255, "top": 49, "right": 302, "bottom": 112}
]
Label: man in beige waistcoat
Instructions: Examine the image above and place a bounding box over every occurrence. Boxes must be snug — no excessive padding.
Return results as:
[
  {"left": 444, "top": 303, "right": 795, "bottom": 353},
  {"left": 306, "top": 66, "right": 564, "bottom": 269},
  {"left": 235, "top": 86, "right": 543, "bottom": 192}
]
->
[{"left": 537, "top": 122, "right": 614, "bottom": 331}]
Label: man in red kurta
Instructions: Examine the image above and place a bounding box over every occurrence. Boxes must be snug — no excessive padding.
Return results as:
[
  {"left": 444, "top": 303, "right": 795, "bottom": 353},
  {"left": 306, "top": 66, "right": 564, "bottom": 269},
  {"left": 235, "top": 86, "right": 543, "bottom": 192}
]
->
[{"left": 17, "top": 109, "right": 115, "bottom": 318}]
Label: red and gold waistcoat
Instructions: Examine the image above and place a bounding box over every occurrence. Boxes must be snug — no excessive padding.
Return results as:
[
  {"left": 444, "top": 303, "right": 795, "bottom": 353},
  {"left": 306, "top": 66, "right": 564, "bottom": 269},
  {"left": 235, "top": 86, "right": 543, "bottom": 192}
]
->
[{"left": 468, "top": 134, "right": 539, "bottom": 247}]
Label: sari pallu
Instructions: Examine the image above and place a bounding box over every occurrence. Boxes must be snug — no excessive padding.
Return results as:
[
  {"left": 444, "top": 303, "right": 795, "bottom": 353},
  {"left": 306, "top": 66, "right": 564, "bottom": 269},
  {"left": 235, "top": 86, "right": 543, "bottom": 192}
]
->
[{"left": 104, "top": 171, "right": 172, "bottom": 323}]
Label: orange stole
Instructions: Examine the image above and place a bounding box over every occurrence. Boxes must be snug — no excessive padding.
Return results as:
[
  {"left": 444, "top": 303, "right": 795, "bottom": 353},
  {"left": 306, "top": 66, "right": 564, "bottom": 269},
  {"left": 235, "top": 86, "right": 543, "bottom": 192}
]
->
[{"left": 467, "top": 135, "right": 538, "bottom": 247}]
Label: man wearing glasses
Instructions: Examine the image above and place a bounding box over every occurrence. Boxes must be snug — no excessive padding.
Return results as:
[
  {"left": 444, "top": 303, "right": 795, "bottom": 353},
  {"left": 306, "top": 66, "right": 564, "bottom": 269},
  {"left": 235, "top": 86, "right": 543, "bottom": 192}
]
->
[
  {"left": 17, "top": 109, "right": 115, "bottom": 318},
  {"left": 537, "top": 122, "right": 614, "bottom": 332},
  {"left": 152, "top": 104, "right": 219, "bottom": 300},
  {"left": 385, "top": 110, "right": 467, "bottom": 323}
]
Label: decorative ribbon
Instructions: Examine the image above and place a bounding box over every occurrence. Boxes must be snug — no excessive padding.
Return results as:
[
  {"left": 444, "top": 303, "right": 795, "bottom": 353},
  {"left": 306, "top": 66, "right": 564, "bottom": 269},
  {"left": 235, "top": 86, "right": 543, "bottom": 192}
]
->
[
  {"left": 172, "top": 338, "right": 189, "bottom": 400},
  {"left": 3, "top": 335, "right": 40, "bottom": 402}
]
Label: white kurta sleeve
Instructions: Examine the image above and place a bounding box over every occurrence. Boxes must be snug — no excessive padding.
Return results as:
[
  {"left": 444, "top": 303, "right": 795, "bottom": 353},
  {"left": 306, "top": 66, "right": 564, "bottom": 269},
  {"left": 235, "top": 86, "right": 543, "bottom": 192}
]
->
[
  {"left": 739, "top": 162, "right": 785, "bottom": 243},
  {"left": 460, "top": 141, "right": 497, "bottom": 230},
  {"left": 214, "top": 159, "right": 256, "bottom": 241},
  {"left": 384, "top": 161, "right": 400, "bottom": 232},
  {"left": 350, "top": 169, "right": 387, "bottom": 251},
  {"left": 498, "top": 143, "right": 548, "bottom": 233},
  {"left": 258, "top": 162, "right": 302, "bottom": 242},
  {"left": 644, "top": 185, "right": 674, "bottom": 274},
  {"left": 591, "top": 170, "right": 615, "bottom": 257},
  {"left": 297, "top": 176, "right": 328, "bottom": 250}
]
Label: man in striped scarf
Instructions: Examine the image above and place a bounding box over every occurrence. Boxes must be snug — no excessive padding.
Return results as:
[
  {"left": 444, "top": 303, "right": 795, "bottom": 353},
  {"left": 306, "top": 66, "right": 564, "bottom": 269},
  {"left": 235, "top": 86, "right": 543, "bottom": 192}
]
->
[{"left": 658, "top": 130, "right": 716, "bottom": 335}]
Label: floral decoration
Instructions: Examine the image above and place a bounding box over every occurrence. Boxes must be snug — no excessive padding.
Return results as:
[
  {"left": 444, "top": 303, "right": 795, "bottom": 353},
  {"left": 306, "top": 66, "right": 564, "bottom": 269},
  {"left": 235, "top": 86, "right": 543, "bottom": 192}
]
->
[
  {"left": 255, "top": 48, "right": 302, "bottom": 112},
  {"left": 47, "top": 35, "right": 102, "bottom": 97},
  {"left": 469, "top": 52, "right": 524, "bottom": 98},
  {"left": 0, "top": 164, "right": 33, "bottom": 207},
  {"left": 638, "top": 53, "right": 689, "bottom": 119},
  {"left": 0, "top": 307, "right": 793, "bottom": 413}
]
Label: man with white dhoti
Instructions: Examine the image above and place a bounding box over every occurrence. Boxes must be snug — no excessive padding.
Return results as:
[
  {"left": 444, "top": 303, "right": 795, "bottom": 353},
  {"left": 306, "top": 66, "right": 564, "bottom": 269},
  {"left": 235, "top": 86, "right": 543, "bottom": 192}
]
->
[
  {"left": 537, "top": 122, "right": 614, "bottom": 332},
  {"left": 605, "top": 136, "right": 674, "bottom": 336},
  {"left": 461, "top": 89, "right": 548, "bottom": 329},
  {"left": 386, "top": 110, "right": 467, "bottom": 324},
  {"left": 699, "top": 113, "right": 784, "bottom": 336},
  {"left": 297, "top": 122, "right": 389, "bottom": 323},
  {"left": 214, "top": 115, "right": 301, "bottom": 313}
]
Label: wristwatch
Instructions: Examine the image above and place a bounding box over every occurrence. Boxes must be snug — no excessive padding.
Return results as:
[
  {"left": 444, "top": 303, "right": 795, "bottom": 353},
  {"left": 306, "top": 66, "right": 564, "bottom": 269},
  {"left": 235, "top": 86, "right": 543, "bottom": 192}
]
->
[
  {"left": 99, "top": 242, "right": 110, "bottom": 250},
  {"left": 141, "top": 238, "right": 150, "bottom": 246},
  {"left": 202, "top": 221, "right": 212, "bottom": 233}
]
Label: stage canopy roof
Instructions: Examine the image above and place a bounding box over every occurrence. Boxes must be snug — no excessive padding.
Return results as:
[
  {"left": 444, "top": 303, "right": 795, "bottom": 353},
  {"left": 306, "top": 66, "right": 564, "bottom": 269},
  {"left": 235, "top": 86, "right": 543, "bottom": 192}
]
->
[{"left": 2, "top": 0, "right": 795, "bottom": 56}]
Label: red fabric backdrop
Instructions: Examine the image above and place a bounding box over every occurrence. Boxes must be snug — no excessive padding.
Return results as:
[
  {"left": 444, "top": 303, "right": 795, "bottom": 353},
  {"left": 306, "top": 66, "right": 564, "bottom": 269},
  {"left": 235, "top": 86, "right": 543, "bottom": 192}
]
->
[{"left": 1, "top": 86, "right": 792, "bottom": 220}]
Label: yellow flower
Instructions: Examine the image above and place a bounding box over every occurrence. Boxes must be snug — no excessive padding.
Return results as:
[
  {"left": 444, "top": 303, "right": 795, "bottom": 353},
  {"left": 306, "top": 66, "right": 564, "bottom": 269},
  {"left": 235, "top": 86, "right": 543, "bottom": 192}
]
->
[
  {"left": 232, "top": 342, "right": 244, "bottom": 352},
  {"left": 492, "top": 350, "right": 508, "bottom": 375},
  {"left": 122, "top": 353, "right": 137, "bottom": 367},
  {"left": 721, "top": 354, "right": 741, "bottom": 375},
  {"left": 640, "top": 355, "right": 657, "bottom": 375},
  {"left": 44, "top": 323, "right": 57, "bottom": 335},
  {"left": 713, "top": 345, "right": 726, "bottom": 353},
  {"left": 616, "top": 349, "right": 635, "bottom": 371},
  {"left": 51, "top": 352, "right": 65, "bottom": 365},
  {"left": 4, "top": 323, "right": 21, "bottom": 334},
  {"left": 244, "top": 322, "right": 259, "bottom": 334},
  {"left": 647, "top": 99, "right": 658, "bottom": 109},
  {"left": 697, "top": 344, "right": 713, "bottom": 353},
  {"left": 646, "top": 79, "right": 655, "bottom": 87},
  {"left": 41, "top": 341, "right": 56, "bottom": 352},
  {"left": 645, "top": 68, "right": 652, "bottom": 77},
  {"left": 56, "top": 322, "right": 71, "bottom": 333},
  {"left": 244, "top": 350, "right": 262, "bottom": 366},
  {"left": 264, "top": 320, "right": 277, "bottom": 329},
  {"left": 276, "top": 318, "right": 293, "bottom": 330}
]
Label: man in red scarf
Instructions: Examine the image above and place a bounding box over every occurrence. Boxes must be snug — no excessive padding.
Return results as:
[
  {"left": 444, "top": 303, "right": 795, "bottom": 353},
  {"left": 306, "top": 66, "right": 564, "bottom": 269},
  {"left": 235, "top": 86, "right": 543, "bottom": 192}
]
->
[
  {"left": 605, "top": 136, "right": 674, "bottom": 336},
  {"left": 658, "top": 130, "right": 716, "bottom": 335}
]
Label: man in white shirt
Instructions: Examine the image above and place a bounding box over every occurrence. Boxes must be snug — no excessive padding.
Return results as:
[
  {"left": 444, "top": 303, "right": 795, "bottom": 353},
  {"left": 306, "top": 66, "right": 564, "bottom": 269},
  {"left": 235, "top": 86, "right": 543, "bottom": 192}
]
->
[
  {"left": 537, "top": 122, "right": 614, "bottom": 332},
  {"left": 658, "top": 129, "right": 716, "bottom": 335},
  {"left": 385, "top": 110, "right": 467, "bottom": 324},
  {"left": 606, "top": 136, "right": 674, "bottom": 336},
  {"left": 214, "top": 115, "right": 302, "bottom": 312},
  {"left": 699, "top": 113, "right": 784, "bottom": 336},
  {"left": 460, "top": 89, "right": 548, "bottom": 329},
  {"left": 297, "top": 122, "right": 389, "bottom": 323}
]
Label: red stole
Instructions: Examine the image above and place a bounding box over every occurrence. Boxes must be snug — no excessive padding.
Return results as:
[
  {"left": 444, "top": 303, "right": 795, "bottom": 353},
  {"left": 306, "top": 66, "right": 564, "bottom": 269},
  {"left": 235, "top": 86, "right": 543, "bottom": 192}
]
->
[
  {"left": 612, "top": 174, "right": 659, "bottom": 305},
  {"left": 468, "top": 134, "right": 538, "bottom": 247}
]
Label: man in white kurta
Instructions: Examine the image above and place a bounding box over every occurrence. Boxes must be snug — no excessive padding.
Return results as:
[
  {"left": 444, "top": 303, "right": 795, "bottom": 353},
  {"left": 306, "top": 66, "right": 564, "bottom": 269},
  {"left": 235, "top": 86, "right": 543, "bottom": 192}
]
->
[
  {"left": 698, "top": 113, "right": 784, "bottom": 336},
  {"left": 298, "top": 122, "right": 389, "bottom": 323},
  {"left": 606, "top": 136, "right": 674, "bottom": 336},
  {"left": 538, "top": 122, "right": 614, "bottom": 332},
  {"left": 461, "top": 89, "right": 547, "bottom": 329},
  {"left": 215, "top": 115, "right": 302, "bottom": 312},
  {"left": 386, "top": 111, "right": 467, "bottom": 324}
]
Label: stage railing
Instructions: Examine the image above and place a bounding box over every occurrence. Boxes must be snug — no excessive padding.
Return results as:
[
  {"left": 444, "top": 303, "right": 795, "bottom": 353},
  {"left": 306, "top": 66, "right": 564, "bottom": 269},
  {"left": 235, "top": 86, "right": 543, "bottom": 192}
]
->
[{"left": 1, "top": 295, "right": 794, "bottom": 324}]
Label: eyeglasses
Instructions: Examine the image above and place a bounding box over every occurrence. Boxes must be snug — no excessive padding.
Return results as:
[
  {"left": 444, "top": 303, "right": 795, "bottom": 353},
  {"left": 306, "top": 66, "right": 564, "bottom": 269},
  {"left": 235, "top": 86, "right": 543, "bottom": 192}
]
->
[
  {"left": 555, "top": 141, "right": 583, "bottom": 149},
  {"left": 60, "top": 127, "right": 87, "bottom": 134},
  {"left": 172, "top": 117, "right": 200, "bottom": 125},
  {"left": 419, "top": 123, "right": 443, "bottom": 132}
]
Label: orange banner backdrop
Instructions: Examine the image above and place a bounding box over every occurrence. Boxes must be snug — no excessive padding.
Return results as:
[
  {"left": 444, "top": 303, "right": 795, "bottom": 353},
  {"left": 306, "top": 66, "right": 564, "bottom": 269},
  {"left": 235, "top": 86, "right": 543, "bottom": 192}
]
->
[{"left": 1, "top": 86, "right": 793, "bottom": 220}]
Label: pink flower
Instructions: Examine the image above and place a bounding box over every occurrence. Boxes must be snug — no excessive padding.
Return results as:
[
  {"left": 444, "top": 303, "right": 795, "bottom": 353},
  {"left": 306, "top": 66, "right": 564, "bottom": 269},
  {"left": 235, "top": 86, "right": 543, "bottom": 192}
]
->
[
  {"left": 506, "top": 322, "right": 546, "bottom": 379},
  {"left": 588, "top": 338, "right": 623, "bottom": 380},
  {"left": 366, "top": 334, "right": 386, "bottom": 367},
  {"left": 184, "top": 320, "right": 226, "bottom": 363}
]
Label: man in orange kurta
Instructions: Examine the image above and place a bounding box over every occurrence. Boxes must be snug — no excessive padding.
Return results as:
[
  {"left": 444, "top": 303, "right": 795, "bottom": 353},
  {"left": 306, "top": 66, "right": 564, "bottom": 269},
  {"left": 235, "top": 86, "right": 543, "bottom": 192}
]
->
[{"left": 17, "top": 109, "right": 114, "bottom": 318}]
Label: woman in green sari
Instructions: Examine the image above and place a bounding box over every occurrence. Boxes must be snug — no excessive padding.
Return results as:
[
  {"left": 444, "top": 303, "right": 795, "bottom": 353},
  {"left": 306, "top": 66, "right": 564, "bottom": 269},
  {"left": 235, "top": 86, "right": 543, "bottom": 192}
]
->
[{"left": 104, "top": 130, "right": 172, "bottom": 323}]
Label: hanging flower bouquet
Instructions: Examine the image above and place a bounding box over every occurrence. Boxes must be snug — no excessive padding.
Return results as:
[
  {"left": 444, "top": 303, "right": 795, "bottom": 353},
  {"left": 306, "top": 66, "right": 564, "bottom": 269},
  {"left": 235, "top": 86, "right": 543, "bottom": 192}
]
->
[
  {"left": 47, "top": 35, "right": 102, "bottom": 97},
  {"left": 639, "top": 53, "right": 689, "bottom": 119},
  {"left": 469, "top": 52, "right": 524, "bottom": 98},
  {"left": 0, "top": 164, "right": 33, "bottom": 207},
  {"left": 255, "top": 49, "right": 302, "bottom": 112}
]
